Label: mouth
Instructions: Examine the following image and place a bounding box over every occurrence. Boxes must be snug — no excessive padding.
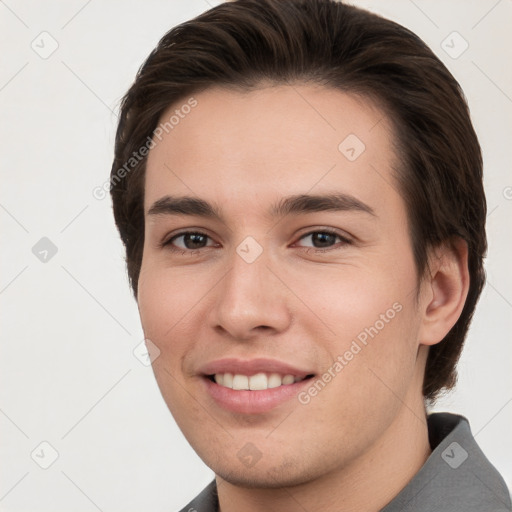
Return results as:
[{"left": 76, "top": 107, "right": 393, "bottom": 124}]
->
[
  {"left": 199, "top": 358, "right": 316, "bottom": 414},
  {"left": 206, "top": 372, "right": 315, "bottom": 390}
]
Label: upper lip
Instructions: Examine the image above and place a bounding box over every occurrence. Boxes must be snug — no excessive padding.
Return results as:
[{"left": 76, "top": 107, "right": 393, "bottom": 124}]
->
[{"left": 199, "top": 358, "right": 315, "bottom": 378}]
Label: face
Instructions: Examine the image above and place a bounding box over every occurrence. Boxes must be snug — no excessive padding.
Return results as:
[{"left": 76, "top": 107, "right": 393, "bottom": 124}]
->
[{"left": 138, "top": 84, "right": 430, "bottom": 487}]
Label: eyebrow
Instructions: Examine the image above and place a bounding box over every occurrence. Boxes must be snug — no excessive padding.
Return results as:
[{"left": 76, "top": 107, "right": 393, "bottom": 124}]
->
[{"left": 147, "top": 193, "right": 376, "bottom": 221}]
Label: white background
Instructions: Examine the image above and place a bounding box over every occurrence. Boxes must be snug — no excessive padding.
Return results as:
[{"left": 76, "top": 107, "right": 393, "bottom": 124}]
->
[{"left": 1, "top": 0, "right": 511, "bottom": 510}]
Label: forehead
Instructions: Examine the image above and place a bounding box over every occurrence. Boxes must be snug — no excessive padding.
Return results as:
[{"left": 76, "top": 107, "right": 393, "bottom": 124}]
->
[{"left": 144, "top": 84, "right": 401, "bottom": 220}]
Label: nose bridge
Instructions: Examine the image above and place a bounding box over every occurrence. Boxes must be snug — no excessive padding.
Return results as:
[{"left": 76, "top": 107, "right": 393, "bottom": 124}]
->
[
  {"left": 211, "top": 236, "right": 290, "bottom": 337},
  {"left": 223, "top": 237, "right": 272, "bottom": 309}
]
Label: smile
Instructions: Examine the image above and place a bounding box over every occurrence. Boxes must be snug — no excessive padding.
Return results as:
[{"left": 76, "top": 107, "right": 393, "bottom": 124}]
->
[
  {"left": 210, "top": 372, "right": 309, "bottom": 390},
  {"left": 199, "top": 358, "right": 316, "bottom": 414}
]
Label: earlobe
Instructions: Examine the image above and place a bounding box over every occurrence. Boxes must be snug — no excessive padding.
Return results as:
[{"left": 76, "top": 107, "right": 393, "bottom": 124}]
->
[{"left": 419, "top": 238, "right": 470, "bottom": 346}]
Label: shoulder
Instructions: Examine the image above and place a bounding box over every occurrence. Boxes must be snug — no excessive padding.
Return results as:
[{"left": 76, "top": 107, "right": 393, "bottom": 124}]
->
[{"left": 382, "top": 412, "right": 512, "bottom": 511}]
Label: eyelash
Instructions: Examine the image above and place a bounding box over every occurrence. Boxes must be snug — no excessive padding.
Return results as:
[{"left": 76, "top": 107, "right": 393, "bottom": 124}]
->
[{"left": 161, "top": 228, "right": 352, "bottom": 255}]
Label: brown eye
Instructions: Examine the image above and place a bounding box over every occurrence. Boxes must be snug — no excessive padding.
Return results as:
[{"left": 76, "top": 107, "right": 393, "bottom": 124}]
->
[
  {"left": 164, "top": 231, "right": 214, "bottom": 252},
  {"left": 296, "top": 230, "right": 351, "bottom": 251}
]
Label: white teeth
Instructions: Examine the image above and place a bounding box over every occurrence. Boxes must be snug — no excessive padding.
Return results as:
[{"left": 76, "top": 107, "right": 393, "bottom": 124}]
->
[
  {"left": 282, "top": 374, "right": 295, "bottom": 385},
  {"left": 268, "top": 373, "right": 282, "bottom": 388},
  {"left": 213, "top": 372, "right": 305, "bottom": 390},
  {"left": 232, "top": 374, "right": 249, "bottom": 390},
  {"left": 223, "top": 373, "right": 233, "bottom": 389},
  {"left": 249, "top": 373, "right": 267, "bottom": 390}
]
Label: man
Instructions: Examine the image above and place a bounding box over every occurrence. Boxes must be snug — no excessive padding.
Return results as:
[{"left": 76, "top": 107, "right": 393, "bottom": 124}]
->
[{"left": 109, "top": 0, "right": 511, "bottom": 510}]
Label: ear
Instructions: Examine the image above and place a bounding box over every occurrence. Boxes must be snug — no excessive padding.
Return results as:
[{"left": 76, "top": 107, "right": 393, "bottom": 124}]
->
[{"left": 418, "top": 237, "right": 470, "bottom": 346}]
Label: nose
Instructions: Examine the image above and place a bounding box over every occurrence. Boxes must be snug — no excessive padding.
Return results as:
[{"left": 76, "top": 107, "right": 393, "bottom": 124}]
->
[{"left": 208, "top": 245, "right": 292, "bottom": 341}]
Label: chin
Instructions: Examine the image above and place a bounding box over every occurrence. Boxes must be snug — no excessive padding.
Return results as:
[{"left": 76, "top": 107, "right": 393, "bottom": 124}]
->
[
  {"left": 210, "top": 455, "right": 324, "bottom": 489},
  {"left": 217, "top": 470, "right": 310, "bottom": 489}
]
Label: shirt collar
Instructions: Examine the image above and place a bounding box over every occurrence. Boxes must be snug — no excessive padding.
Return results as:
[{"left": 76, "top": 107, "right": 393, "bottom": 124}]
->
[{"left": 382, "top": 412, "right": 511, "bottom": 511}]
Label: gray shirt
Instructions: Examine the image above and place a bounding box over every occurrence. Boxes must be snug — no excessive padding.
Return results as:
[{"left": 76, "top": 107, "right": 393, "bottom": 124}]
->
[{"left": 179, "top": 412, "right": 511, "bottom": 511}]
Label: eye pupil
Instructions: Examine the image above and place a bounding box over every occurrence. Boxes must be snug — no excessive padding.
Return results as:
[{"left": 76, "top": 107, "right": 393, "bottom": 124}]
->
[
  {"left": 313, "top": 232, "right": 336, "bottom": 248},
  {"left": 185, "top": 233, "right": 207, "bottom": 249}
]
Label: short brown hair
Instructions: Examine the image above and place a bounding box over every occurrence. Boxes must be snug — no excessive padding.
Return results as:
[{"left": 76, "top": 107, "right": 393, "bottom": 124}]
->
[{"left": 110, "top": 0, "right": 487, "bottom": 403}]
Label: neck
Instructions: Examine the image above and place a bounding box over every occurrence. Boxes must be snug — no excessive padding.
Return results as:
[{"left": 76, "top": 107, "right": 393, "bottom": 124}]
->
[{"left": 216, "top": 389, "right": 431, "bottom": 512}]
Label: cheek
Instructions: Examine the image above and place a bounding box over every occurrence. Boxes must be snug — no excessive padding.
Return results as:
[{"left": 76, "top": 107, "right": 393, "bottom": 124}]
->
[
  {"left": 298, "top": 298, "right": 419, "bottom": 450},
  {"left": 137, "top": 265, "right": 206, "bottom": 423},
  {"left": 291, "top": 260, "right": 414, "bottom": 340},
  {"left": 137, "top": 263, "right": 200, "bottom": 367},
  {"left": 295, "top": 262, "right": 420, "bottom": 397}
]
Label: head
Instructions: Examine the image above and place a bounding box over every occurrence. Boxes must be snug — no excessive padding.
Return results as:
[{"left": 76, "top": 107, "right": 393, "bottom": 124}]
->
[{"left": 110, "top": 0, "right": 486, "bottom": 487}]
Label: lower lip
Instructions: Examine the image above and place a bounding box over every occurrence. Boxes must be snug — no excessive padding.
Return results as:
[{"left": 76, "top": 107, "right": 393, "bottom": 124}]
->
[{"left": 202, "top": 376, "right": 313, "bottom": 414}]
